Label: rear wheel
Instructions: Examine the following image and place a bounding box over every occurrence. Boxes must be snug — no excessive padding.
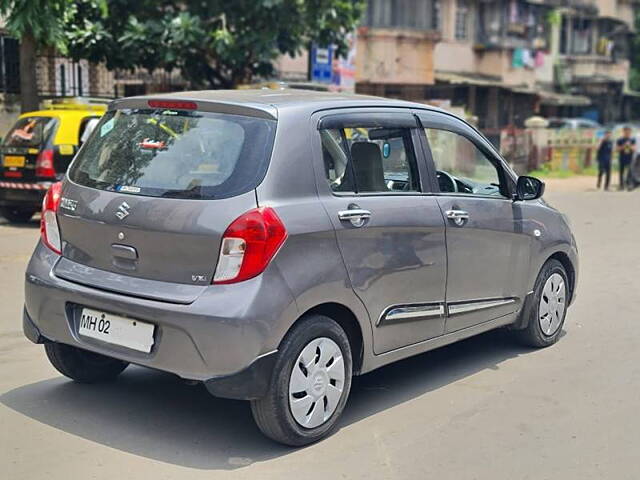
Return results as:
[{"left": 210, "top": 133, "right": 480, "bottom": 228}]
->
[
  {"left": 45, "top": 342, "right": 129, "bottom": 383},
  {"left": 517, "top": 259, "right": 569, "bottom": 348},
  {"left": 250, "top": 314, "right": 352, "bottom": 446},
  {"left": 0, "top": 206, "right": 36, "bottom": 223}
]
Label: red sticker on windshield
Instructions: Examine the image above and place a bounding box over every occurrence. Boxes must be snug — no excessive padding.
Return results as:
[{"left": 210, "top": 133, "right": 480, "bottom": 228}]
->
[{"left": 138, "top": 138, "right": 166, "bottom": 150}]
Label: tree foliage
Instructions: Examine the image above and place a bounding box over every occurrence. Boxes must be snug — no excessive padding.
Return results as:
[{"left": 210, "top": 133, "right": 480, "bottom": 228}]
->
[
  {"left": 66, "top": 0, "right": 364, "bottom": 89},
  {"left": 0, "top": 0, "right": 107, "bottom": 111},
  {"left": 0, "top": 0, "right": 71, "bottom": 51}
]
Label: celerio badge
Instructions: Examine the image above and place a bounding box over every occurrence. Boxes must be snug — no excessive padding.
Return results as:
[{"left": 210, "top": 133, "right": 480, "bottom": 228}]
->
[
  {"left": 116, "top": 201, "right": 131, "bottom": 220},
  {"left": 60, "top": 197, "right": 78, "bottom": 212}
]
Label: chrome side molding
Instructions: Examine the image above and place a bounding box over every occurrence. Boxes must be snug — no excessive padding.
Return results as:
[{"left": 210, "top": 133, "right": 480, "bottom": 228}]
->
[
  {"left": 378, "top": 303, "right": 444, "bottom": 326},
  {"left": 447, "top": 298, "right": 516, "bottom": 316},
  {"left": 378, "top": 298, "right": 518, "bottom": 326}
]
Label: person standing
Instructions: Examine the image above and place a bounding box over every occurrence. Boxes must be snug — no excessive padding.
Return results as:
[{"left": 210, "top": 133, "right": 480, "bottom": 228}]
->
[
  {"left": 616, "top": 126, "right": 636, "bottom": 190},
  {"left": 596, "top": 130, "right": 613, "bottom": 190}
]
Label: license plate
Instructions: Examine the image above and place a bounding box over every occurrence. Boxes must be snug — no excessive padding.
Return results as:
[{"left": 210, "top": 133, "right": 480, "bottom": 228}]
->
[
  {"left": 78, "top": 308, "right": 155, "bottom": 353},
  {"left": 3, "top": 155, "right": 25, "bottom": 167}
]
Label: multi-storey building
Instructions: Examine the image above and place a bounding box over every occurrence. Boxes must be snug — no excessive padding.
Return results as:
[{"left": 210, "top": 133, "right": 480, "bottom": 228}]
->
[{"left": 355, "top": 0, "right": 638, "bottom": 128}]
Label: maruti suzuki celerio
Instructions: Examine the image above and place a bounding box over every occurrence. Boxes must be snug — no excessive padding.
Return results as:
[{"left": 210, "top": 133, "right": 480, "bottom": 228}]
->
[{"left": 23, "top": 90, "right": 578, "bottom": 446}]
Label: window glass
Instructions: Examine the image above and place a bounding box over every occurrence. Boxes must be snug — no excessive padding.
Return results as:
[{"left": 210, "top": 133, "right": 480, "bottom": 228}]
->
[
  {"left": 321, "top": 126, "right": 419, "bottom": 193},
  {"left": 3, "top": 116, "right": 57, "bottom": 148},
  {"left": 455, "top": 0, "right": 470, "bottom": 40},
  {"left": 68, "top": 108, "right": 276, "bottom": 200},
  {"left": 425, "top": 128, "right": 506, "bottom": 198},
  {"left": 79, "top": 116, "right": 101, "bottom": 144}
]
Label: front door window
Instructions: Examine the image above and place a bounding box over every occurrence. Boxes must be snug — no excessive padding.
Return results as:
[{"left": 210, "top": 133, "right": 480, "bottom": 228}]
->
[{"left": 425, "top": 128, "right": 507, "bottom": 198}]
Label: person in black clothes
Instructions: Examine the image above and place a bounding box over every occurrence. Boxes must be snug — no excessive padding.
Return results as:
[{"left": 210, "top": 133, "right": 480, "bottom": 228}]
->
[
  {"left": 596, "top": 130, "right": 613, "bottom": 190},
  {"left": 616, "top": 126, "right": 636, "bottom": 190}
]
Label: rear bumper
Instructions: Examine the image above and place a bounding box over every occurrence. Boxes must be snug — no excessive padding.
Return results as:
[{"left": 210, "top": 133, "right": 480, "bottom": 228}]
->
[
  {"left": 24, "top": 241, "right": 298, "bottom": 399},
  {"left": 23, "top": 307, "right": 48, "bottom": 344},
  {"left": 0, "top": 182, "right": 49, "bottom": 209}
]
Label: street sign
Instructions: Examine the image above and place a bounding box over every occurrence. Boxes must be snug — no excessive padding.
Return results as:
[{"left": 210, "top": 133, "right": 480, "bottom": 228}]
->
[{"left": 311, "top": 44, "right": 334, "bottom": 84}]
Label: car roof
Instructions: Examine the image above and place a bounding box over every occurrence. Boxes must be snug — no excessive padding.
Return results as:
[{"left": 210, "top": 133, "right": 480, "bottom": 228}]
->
[
  {"left": 19, "top": 109, "right": 104, "bottom": 120},
  {"left": 110, "top": 88, "right": 448, "bottom": 120}
]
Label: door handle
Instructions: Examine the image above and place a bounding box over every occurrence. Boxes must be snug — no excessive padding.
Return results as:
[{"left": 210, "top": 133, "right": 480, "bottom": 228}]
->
[
  {"left": 445, "top": 209, "right": 470, "bottom": 226},
  {"left": 338, "top": 208, "right": 372, "bottom": 227}
]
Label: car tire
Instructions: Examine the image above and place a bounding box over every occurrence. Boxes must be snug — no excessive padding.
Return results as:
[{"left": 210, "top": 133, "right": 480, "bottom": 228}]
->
[
  {"left": 517, "top": 259, "right": 569, "bottom": 348},
  {"left": 0, "top": 206, "right": 36, "bottom": 223},
  {"left": 45, "top": 342, "right": 129, "bottom": 383},
  {"left": 250, "top": 314, "right": 353, "bottom": 446}
]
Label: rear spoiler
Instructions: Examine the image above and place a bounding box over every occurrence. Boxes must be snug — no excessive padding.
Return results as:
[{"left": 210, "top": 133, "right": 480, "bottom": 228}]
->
[{"left": 109, "top": 97, "right": 277, "bottom": 120}]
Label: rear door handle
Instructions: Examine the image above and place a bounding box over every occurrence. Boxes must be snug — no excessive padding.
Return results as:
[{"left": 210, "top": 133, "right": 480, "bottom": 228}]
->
[
  {"left": 445, "top": 209, "right": 470, "bottom": 226},
  {"left": 338, "top": 208, "right": 372, "bottom": 227}
]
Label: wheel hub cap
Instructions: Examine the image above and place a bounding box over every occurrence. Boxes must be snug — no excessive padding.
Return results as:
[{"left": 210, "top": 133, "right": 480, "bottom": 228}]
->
[
  {"left": 539, "top": 273, "right": 566, "bottom": 336},
  {"left": 288, "top": 337, "right": 345, "bottom": 429}
]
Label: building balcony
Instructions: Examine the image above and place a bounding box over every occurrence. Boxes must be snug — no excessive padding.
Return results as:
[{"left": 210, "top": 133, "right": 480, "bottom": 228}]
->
[
  {"left": 558, "top": 55, "right": 629, "bottom": 85},
  {"left": 356, "top": 27, "right": 441, "bottom": 85}
]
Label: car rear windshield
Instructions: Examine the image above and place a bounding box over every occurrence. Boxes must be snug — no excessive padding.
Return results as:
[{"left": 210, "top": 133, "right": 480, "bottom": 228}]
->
[
  {"left": 68, "top": 108, "right": 276, "bottom": 200},
  {"left": 3, "top": 116, "right": 57, "bottom": 148}
]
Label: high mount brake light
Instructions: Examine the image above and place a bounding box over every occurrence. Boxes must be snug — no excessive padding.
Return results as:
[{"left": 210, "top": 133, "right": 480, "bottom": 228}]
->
[
  {"left": 41, "top": 181, "right": 63, "bottom": 254},
  {"left": 147, "top": 100, "right": 197, "bottom": 110},
  {"left": 35, "top": 149, "right": 56, "bottom": 178},
  {"left": 213, "top": 207, "right": 287, "bottom": 284}
]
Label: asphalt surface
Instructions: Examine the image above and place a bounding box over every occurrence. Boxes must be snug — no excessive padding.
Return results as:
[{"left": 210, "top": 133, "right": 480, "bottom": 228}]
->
[{"left": 1, "top": 182, "right": 639, "bottom": 479}]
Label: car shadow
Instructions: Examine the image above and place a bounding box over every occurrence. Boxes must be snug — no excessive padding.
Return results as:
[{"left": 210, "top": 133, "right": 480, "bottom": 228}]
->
[
  {"left": 1, "top": 328, "right": 539, "bottom": 470},
  {"left": 0, "top": 215, "right": 40, "bottom": 228}
]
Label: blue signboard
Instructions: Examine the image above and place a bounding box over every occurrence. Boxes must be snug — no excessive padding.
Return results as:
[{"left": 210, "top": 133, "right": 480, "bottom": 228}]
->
[{"left": 311, "top": 44, "right": 334, "bottom": 84}]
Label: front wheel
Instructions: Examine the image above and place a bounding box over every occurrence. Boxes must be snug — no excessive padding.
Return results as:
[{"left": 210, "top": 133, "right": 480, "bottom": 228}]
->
[
  {"left": 516, "top": 259, "right": 569, "bottom": 348},
  {"left": 250, "top": 314, "right": 352, "bottom": 446}
]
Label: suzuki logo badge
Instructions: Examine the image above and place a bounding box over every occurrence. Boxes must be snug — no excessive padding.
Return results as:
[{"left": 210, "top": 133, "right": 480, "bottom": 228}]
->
[{"left": 115, "top": 201, "right": 131, "bottom": 220}]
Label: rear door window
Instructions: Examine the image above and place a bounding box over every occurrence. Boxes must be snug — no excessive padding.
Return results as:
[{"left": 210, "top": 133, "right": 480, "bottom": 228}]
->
[
  {"left": 320, "top": 126, "right": 420, "bottom": 193},
  {"left": 3, "top": 116, "right": 57, "bottom": 148}
]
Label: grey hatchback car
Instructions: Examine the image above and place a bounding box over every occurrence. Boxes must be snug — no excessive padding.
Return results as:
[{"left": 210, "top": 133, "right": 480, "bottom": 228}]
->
[{"left": 23, "top": 90, "right": 578, "bottom": 446}]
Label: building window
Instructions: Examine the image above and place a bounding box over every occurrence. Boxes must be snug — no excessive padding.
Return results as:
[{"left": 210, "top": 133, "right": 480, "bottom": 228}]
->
[
  {"left": 560, "top": 16, "right": 593, "bottom": 55},
  {"left": 572, "top": 18, "right": 593, "bottom": 54},
  {"left": 0, "top": 36, "right": 20, "bottom": 94},
  {"left": 455, "top": 0, "right": 470, "bottom": 40},
  {"left": 365, "top": 0, "right": 439, "bottom": 31},
  {"left": 433, "top": 0, "right": 441, "bottom": 31},
  {"left": 54, "top": 58, "right": 89, "bottom": 97}
]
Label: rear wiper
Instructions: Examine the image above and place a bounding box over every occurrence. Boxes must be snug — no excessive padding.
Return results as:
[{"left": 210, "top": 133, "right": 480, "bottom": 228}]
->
[{"left": 160, "top": 186, "right": 205, "bottom": 199}]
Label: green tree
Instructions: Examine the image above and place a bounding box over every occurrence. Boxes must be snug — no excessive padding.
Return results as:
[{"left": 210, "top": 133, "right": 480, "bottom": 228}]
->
[
  {"left": 0, "top": 0, "right": 69, "bottom": 111},
  {"left": 0, "top": 0, "right": 106, "bottom": 112},
  {"left": 66, "top": 0, "right": 364, "bottom": 89}
]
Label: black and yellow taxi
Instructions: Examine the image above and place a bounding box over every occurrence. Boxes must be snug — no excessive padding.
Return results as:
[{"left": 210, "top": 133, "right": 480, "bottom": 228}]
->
[{"left": 0, "top": 100, "right": 105, "bottom": 223}]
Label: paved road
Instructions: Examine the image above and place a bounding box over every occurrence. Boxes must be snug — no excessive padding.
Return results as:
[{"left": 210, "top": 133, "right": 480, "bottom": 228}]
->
[{"left": 1, "top": 185, "right": 639, "bottom": 479}]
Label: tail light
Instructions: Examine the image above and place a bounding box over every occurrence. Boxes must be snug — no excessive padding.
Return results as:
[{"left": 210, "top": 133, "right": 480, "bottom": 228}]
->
[
  {"left": 213, "top": 207, "right": 287, "bottom": 284},
  {"left": 41, "top": 181, "right": 63, "bottom": 254},
  {"left": 35, "top": 149, "right": 56, "bottom": 178}
]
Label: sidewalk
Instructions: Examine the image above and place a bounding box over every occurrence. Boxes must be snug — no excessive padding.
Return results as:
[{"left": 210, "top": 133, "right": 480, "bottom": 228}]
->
[{"left": 542, "top": 175, "right": 637, "bottom": 193}]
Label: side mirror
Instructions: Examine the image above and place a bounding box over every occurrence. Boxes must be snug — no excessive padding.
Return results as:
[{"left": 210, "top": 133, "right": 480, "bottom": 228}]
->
[{"left": 514, "top": 175, "right": 545, "bottom": 201}]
